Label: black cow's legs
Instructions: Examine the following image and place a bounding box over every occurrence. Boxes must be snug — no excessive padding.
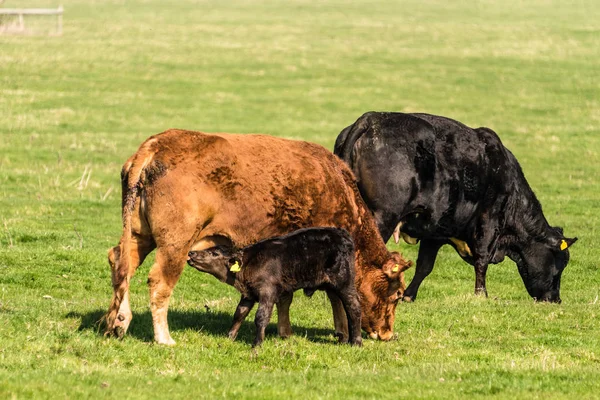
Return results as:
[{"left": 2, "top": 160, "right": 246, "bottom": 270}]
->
[
  {"left": 403, "top": 239, "right": 444, "bottom": 302},
  {"left": 228, "top": 296, "right": 255, "bottom": 340},
  {"left": 474, "top": 261, "right": 489, "bottom": 296},
  {"left": 253, "top": 299, "right": 275, "bottom": 348}
]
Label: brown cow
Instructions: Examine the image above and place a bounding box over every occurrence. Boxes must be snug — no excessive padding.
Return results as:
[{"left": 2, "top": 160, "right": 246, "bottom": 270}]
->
[{"left": 105, "top": 130, "right": 412, "bottom": 345}]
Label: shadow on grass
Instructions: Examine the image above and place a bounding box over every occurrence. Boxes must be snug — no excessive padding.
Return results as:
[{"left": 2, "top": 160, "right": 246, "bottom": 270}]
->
[{"left": 66, "top": 308, "right": 340, "bottom": 345}]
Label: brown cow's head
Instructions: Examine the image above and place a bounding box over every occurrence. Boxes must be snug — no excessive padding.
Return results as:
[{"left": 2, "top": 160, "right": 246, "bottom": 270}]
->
[{"left": 358, "top": 251, "right": 412, "bottom": 341}]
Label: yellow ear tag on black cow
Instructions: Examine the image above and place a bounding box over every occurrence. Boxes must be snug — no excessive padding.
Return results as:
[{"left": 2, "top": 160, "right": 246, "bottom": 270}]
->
[
  {"left": 392, "top": 264, "right": 400, "bottom": 273},
  {"left": 230, "top": 261, "right": 241, "bottom": 273},
  {"left": 560, "top": 240, "right": 568, "bottom": 251}
]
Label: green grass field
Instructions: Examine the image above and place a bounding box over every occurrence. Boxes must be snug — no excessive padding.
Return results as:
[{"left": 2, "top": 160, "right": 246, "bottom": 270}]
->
[{"left": 1, "top": 0, "right": 599, "bottom": 398}]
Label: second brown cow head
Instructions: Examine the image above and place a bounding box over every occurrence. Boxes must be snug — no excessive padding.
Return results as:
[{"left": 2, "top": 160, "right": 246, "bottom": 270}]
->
[{"left": 358, "top": 251, "right": 412, "bottom": 341}]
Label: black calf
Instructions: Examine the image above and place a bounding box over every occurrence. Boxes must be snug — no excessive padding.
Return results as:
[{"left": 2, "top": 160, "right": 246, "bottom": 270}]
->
[{"left": 188, "top": 227, "right": 362, "bottom": 347}]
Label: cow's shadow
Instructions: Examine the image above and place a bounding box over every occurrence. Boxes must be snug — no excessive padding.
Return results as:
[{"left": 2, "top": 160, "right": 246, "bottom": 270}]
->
[{"left": 67, "top": 308, "right": 340, "bottom": 345}]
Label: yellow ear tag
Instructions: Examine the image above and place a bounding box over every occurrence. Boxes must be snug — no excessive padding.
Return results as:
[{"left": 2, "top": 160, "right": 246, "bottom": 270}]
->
[
  {"left": 392, "top": 264, "right": 399, "bottom": 273},
  {"left": 560, "top": 240, "right": 568, "bottom": 251},
  {"left": 229, "top": 261, "right": 241, "bottom": 273}
]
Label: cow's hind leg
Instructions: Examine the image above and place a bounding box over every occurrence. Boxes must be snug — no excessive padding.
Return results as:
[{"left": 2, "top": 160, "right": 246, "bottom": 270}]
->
[
  {"left": 326, "top": 291, "right": 349, "bottom": 343},
  {"left": 276, "top": 292, "right": 294, "bottom": 338},
  {"left": 253, "top": 298, "right": 275, "bottom": 348},
  {"left": 106, "top": 238, "right": 154, "bottom": 338},
  {"left": 147, "top": 246, "right": 188, "bottom": 345},
  {"left": 403, "top": 239, "right": 443, "bottom": 302}
]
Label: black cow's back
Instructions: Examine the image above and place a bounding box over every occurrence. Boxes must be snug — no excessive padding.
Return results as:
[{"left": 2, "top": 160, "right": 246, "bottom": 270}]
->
[{"left": 334, "top": 112, "right": 523, "bottom": 240}]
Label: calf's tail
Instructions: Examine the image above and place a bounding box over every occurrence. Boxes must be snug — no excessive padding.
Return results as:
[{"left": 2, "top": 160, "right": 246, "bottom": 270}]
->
[{"left": 106, "top": 144, "right": 155, "bottom": 333}]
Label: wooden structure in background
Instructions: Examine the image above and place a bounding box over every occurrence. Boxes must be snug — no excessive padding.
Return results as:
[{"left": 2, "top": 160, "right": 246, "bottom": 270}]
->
[{"left": 0, "top": 5, "right": 63, "bottom": 35}]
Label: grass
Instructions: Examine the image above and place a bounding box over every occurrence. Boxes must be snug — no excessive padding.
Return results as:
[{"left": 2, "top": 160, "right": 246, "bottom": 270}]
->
[{"left": 1, "top": 0, "right": 599, "bottom": 398}]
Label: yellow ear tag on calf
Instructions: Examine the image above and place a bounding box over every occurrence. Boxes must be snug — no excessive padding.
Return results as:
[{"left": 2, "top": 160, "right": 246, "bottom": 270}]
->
[
  {"left": 560, "top": 240, "right": 568, "bottom": 251},
  {"left": 392, "top": 264, "right": 400, "bottom": 273},
  {"left": 229, "top": 261, "right": 241, "bottom": 273}
]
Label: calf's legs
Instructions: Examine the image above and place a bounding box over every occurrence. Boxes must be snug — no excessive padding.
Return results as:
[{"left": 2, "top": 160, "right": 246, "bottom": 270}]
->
[
  {"left": 253, "top": 298, "right": 275, "bottom": 348},
  {"left": 228, "top": 296, "right": 255, "bottom": 340}
]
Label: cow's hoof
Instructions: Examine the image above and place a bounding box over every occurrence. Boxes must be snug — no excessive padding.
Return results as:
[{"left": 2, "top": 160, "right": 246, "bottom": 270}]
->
[
  {"left": 114, "top": 326, "right": 125, "bottom": 339},
  {"left": 335, "top": 331, "right": 349, "bottom": 343},
  {"left": 350, "top": 338, "right": 363, "bottom": 347},
  {"left": 403, "top": 296, "right": 414, "bottom": 303},
  {"left": 278, "top": 328, "right": 293, "bottom": 339},
  {"left": 155, "top": 337, "right": 176, "bottom": 346}
]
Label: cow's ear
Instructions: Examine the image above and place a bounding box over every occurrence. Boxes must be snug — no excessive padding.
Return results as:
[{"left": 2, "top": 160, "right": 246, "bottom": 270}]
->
[
  {"left": 383, "top": 258, "right": 412, "bottom": 297},
  {"left": 547, "top": 230, "right": 578, "bottom": 252},
  {"left": 228, "top": 257, "right": 242, "bottom": 267},
  {"left": 383, "top": 258, "right": 412, "bottom": 277},
  {"left": 558, "top": 237, "right": 578, "bottom": 251}
]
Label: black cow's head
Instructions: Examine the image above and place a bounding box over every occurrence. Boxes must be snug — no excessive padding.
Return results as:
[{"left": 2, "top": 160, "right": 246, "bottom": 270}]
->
[{"left": 513, "top": 227, "right": 577, "bottom": 303}]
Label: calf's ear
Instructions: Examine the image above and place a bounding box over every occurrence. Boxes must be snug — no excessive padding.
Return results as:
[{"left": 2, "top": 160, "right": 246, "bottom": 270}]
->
[{"left": 228, "top": 257, "right": 242, "bottom": 267}]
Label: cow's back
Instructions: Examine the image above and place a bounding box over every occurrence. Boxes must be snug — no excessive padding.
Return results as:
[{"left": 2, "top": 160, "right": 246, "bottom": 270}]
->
[
  {"left": 133, "top": 129, "right": 368, "bottom": 250},
  {"left": 335, "top": 112, "right": 517, "bottom": 238}
]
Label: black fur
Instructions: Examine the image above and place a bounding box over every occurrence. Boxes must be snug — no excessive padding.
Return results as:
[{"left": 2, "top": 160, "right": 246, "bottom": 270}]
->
[
  {"left": 188, "top": 227, "right": 362, "bottom": 347},
  {"left": 334, "top": 112, "right": 577, "bottom": 302}
]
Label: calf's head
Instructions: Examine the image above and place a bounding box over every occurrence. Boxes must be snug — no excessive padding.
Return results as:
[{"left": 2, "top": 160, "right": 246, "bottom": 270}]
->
[
  {"left": 514, "top": 228, "right": 577, "bottom": 303},
  {"left": 358, "top": 252, "right": 412, "bottom": 341},
  {"left": 188, "top": 246, "right": 243, "bottom": 282}
]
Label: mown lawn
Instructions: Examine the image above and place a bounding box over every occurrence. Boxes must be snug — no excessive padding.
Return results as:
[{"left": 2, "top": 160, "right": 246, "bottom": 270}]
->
[{"left": 1, "top": 0, "right": 599, "bottom": 398}]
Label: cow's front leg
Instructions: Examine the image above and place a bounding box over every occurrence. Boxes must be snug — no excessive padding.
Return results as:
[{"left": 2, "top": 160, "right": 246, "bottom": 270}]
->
[
  {"left": 147, "top": 248, "right": 187, "bottom": 345},
  {"left": 326, "top": 291, "right": 348, "bottom": 343},
  {"left": 403, "top": 239, "right": 444, "bottom": 302},
  {"left": 474, "top": 260, "right": 489, "bottom": 297},
  {"left": 228, "top": 296, "right": 255, "bottom": 340},
  {"left": 471, "top": 202, "right": 505, "bottom": 298},
  {"left": 276, "top": 292, "right": 294, "bottom": 338}
]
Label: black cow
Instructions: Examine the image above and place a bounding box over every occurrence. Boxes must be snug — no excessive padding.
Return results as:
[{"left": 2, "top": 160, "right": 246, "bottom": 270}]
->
[
  {"left": 334, "top": 111, "right": 577, "bottom": 303},
  {"left": 187, "top": 227, "right": 367, "bottom": 347}
]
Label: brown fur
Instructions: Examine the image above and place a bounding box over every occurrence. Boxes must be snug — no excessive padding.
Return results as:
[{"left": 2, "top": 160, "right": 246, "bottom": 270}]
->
[{"left": 106, "top": 130, "right": 412, "bottom": 344}]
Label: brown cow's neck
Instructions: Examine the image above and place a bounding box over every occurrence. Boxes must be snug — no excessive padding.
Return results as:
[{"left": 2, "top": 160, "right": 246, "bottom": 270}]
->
[{"left": 340, "top": 169, "right": 390, "bottom": 274}]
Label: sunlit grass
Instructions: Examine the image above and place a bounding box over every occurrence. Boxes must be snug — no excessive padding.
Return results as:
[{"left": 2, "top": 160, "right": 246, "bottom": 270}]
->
[{"left": 1, "top": 0, "right": 599, "bottom": 398}]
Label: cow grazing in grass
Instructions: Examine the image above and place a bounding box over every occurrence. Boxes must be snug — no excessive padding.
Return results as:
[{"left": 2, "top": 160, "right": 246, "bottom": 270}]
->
[
  {"left": 106, "top": 129, "right": 412, "bottom": 345},
  {"left": 334, "top": 112, "right": 577, "bottom": 302},
  {"left": 188, "top": 227, "right": 379, "bottom": 347}
]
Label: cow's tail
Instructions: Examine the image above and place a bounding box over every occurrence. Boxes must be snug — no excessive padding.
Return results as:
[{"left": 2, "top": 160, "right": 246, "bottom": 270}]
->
[
  {"left": 333, "top": 113, "right": 373, "bottom": 164},
  {"left": 105, "top": 142, "right": 155, "bottom": 334}
]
